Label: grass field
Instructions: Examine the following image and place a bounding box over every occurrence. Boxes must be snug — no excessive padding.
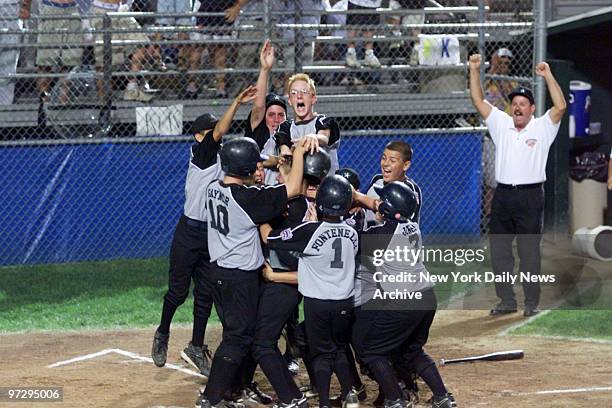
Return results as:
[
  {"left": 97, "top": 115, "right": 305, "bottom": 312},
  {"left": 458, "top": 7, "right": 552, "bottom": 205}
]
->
[
  {"left": 511, "top": 309, "right": 612, "bottom": 341},
  {"left": 0, "top": 257, "right": 477, "bottom": 333},
  {"left": 3, "top": 257, "right": 610, "bottom": 342},
  {"left": 0, "top": 258, "right": 219, "bottom": 332},
  {"left": 510, "top": 278, "right": 612, "bottom": 341}
]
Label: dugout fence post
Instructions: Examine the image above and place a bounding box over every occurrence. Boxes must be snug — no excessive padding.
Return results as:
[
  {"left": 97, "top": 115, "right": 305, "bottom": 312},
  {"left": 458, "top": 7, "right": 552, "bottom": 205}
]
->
[
  {"left": 477, "top": 0, "right": 486, "bottom": 81},
  {"left": 100, "top": 14, "right": 113, "bottom": 134},
  {"left": 294, "top": 0, "right": 304, "bottom": 73},
  {"left": 533, "top": 0, "right": 547, "bottom": 117},
  {"left": 263, "top": 0, "right": 271, "bottom": 40}
]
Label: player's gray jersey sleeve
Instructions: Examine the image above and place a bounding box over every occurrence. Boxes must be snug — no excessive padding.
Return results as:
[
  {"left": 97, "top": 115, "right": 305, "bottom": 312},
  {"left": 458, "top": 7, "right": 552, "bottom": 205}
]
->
[
  {"left": 184, "top": 154, "right": 223, "bottom": 222},
  {"left": 207, "top": 182, "right": 287, "bottom": 270},
  {"left": 268, "top": 221, "right": 319, "bottom": 253}
]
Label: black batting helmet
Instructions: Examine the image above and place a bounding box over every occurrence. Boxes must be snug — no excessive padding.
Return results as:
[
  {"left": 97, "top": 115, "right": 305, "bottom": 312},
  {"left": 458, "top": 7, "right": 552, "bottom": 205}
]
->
[
  {"left": 374, "top": 181, "right": 417, "bottom": 222},
  {"left": 316, "top": 175, "right": 353, "bottom": 217},
  {"left": 220, "top": 137, "right": 267, "bottom": 177},
  {"left": 335, "top": 168, "right": 360, "bottom": 190},
  {"left": 304, "top": 149, "right": 331, "bottom": 183}
]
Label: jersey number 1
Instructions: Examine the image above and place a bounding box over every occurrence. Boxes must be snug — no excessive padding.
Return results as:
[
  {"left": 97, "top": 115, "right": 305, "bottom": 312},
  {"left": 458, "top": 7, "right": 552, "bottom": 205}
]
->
[
  {"left": 209, "top": 200, "right": 229, "bottom": 236},
  {"left": 330, "top": 238, "right": 343, "bottom": 269}
]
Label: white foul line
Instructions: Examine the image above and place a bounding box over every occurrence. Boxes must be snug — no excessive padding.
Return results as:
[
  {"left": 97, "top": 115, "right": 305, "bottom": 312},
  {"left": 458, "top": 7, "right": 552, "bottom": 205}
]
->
[
  {"left": 47, "top": 348, "right": 205, "bottom": 378},
  {"left": 518, "top": 386, "right": 612, "bottom": 396},
  {"left": 113, "top": 348, "right": 205, "bottom": 378},
  {"left": 47, "top": 348, "right": 117, "bottom": 368}
]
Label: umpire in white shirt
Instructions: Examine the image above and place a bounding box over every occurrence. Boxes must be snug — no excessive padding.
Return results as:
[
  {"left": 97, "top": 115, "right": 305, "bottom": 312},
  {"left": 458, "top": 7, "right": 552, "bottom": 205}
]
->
[{"left": 469, "top": 54, "right": 567, "bottom": 317}]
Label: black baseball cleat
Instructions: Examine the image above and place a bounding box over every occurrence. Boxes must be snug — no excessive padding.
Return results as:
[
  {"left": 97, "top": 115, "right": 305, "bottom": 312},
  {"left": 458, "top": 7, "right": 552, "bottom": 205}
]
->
[
  {"left": 288, "top": 358, "right": 300, "bottom": 376},
  {"left": 384, "top": 399, "right": 413, "bottom": 408},
  {"left": 341, "top": 389, "right": 360, "bottom": 408},
  {"left": 151, "top": 330, "right": 169, "bottom": 367},
  {"left": 181, "top": 342, "right": 211, "bottom": 377},
  {"left": 272, "top": 394, "right": 309, "bottom": 408},
  {"left": 196, "top": 389, "right": 244, "bottom": 408},
  {"left": 432, "top": 393, "right": 457, "bottom": 408},
  {"left": 523, "top": 307, "right": 540, "bottom": 317},
  {"left": 489, "top": 303, "right": 517, "bottom": 316},
  {"left": 331, "top": 385, "right": 367, "bottom": 407},
  {"left": 247, "top": 382, "right": 274, "bottom": 405}
]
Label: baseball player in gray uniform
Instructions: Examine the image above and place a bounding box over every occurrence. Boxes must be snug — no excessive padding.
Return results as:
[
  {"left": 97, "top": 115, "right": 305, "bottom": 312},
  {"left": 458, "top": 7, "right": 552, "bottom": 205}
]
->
[
  {"left": 152, "top": 86, "right": 257, "bottom": 376},
  {"left": 365, "top": 141, "right": 422, "bottom": 227},
  {"left": 195, "top": 137, "right": 308, "bottom": 408},
  {"left": 352, "top": 182, "right": 456, "bottom": 408},
  {"left": 275, "top": 73, "right": 342, "bottom": 174},
  {"left": 263, "top": 175, "right": 361, "bottom": 408}
]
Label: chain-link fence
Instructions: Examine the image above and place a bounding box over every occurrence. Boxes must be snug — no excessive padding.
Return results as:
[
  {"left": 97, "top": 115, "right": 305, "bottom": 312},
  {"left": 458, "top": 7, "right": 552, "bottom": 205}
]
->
[{"left": 0, "top": 0, "right": 541, "bottom": 266}]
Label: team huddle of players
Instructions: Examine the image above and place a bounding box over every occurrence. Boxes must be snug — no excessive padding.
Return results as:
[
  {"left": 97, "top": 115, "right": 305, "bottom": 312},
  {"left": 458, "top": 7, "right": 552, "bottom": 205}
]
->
[{"left": 150, "top": 40, "right": 456, "bottom": 408}]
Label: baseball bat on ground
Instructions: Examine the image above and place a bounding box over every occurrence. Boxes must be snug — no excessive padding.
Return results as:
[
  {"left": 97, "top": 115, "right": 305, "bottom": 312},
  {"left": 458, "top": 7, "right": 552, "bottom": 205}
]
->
[{"left": 439, "top": 350, "right": 524, "bottom": 366}]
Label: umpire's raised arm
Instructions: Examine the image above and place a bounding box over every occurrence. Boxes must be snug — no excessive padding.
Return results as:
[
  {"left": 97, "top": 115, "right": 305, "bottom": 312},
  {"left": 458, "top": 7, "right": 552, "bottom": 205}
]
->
[
  {"left": 468, "top": 54, "right": 493, "bottom": 120},
  {"left": 535, "top": 62, "right": 567, "bottom": 124}
]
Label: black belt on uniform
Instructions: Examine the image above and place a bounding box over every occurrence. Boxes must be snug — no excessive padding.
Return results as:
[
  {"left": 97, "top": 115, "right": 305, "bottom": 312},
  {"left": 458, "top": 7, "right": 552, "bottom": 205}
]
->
[
  {"left": 185, "top": 217, "right": 207, "bottom": 229},
  {"left": 497, "top": 182, "right": 543, "bottom": 190}
]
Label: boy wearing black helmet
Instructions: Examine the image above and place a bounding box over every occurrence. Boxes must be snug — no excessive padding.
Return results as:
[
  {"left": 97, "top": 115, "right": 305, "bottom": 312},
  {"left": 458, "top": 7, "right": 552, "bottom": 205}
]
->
[
  {"left": 336, "top": 168, "right": 366, "bottom": 233},
  {"left": 195, "top": 137, "right": 307, "bottom": 408},
  {"left": 352, "top": 183, "right": 456, "bottom": 408},
  {"left": 262, "top": 175, "right": 361, "bottom": 408},
  {"left": 250, "top": 150, "right": 332, "bottom": 408},
  {"left": 152, "top": 85, "right": 257, "bottom": 377}
]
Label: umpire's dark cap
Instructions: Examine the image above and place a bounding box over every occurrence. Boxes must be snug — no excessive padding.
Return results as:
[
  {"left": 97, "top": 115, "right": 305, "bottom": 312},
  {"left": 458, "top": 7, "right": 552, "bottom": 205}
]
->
[
  {"left": 266, "top": 93, "right": 287, "bottom": 111},
  {"left": 508, "top": 86, "right": 535, "bottom": 105},
  {"left": 192, "top": 113, "right": 218, "bottom": 134}
]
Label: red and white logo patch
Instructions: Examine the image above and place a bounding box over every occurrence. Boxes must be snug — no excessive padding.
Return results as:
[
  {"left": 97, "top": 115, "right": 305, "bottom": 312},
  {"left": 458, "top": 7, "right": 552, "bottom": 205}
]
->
[{"left": 526, "top": 138, "right": 537, "bottom": 147}]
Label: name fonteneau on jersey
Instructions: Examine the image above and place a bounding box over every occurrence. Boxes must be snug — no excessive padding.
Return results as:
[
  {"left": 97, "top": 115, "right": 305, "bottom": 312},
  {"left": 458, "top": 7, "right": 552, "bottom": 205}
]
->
[{"left": 310, "top": 227, "right": 358, "bottom": 252}]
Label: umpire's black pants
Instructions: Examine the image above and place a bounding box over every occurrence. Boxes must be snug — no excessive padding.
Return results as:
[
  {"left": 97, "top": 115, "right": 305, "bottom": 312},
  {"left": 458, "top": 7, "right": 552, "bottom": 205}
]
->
[
  {"left": 164, "top": 215, "right": 214, "bottom": 322},
  {"left": 204, "top": 264, "right": 260, "bottom": 404},
  {"left": 489, "top": 184, "right": 544, "bottom": 308},
  {"left": 252, "top": 281, "right": 302, "bottom": 403}
]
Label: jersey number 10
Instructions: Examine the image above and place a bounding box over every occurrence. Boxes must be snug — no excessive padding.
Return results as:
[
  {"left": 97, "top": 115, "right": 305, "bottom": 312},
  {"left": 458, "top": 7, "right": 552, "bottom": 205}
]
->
[{"left": 208, "top": 200, "right": 229, "bottom": 236}]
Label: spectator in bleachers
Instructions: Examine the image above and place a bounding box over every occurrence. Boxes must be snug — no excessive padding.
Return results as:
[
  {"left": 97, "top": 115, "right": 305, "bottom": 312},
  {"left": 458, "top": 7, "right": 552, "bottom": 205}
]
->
[
  {"left": 227, "top": 0, "right": 320, "bottom": 93},
  {"left": 1, "top": 0, "right": 21, "bottom": 104},
  {"left": 226, "top": 0, "right": 267, "bottom": 90},
  {"left": 321, "top": 0, "right": 359, "bottom": 86},
  {"left": 271, "top": 0, "right": 324, "bottom": 94},
  {"left": 187, "top": 0, "right": 234, "bottom": 98},
  {"left": 485, "top": 48, "right": 517, "bottom": 114},
  {"left": 154, "top": 0, "right": 193, "bottom": 71},
  {"left": 388, "top": 0, "right": 425, "bottom": 66},
  {"left": 87, "top": 0, "right": 156, "bottom": 102},
  {"left": 345, "top": 0, "right": 382, "bottom": 69},
  {"left": 21, "top": 0, "right": 83, "bottom": 103}
]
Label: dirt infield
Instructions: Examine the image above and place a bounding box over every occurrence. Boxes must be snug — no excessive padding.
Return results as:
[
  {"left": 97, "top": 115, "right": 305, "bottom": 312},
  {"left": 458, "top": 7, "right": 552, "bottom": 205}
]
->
[{"left": 1, "top": 309, "right": 611, "bottom": 408}]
